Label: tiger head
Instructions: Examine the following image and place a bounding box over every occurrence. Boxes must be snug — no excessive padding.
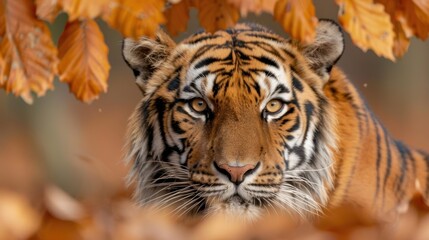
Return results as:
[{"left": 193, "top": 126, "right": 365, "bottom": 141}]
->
[{"left": 122, "top": 20, "right": 344, "bottom": 219}]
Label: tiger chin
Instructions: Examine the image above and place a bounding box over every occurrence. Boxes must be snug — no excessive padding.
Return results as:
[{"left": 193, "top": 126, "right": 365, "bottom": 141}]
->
[{"left": 122, "top": 20, "right": 429, "bottom": 221}]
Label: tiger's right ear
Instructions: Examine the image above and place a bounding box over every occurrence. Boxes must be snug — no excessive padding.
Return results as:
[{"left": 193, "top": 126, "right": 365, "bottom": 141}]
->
[{"left": 122, "top": 30, "right": 176, "bottom": 93}]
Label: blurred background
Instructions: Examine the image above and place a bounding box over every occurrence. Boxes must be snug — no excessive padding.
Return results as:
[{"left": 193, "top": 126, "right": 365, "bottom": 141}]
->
[{"left": 0, "top": 1, "right": 429, "bottom": 240}]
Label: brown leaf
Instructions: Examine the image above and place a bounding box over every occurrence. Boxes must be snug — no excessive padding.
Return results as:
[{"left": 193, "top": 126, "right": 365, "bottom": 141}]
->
[
  {"left": 0, "top": 0, "right": 58, "bottom": 104},
  {"left": 336, "top": 0, "right": 395, "bottom": 60},
  {"left": 0, "top": 55, "right": 5, "bottom": 87},
  {"left": 62, "top": 0, "right": 109, "bottom": 21},
  {"left": 102, "top": 0, "right": 166, "bottom": 39},
  {"left": 374, "top": 0, "right": 410, "bottom": 58},
  {"left": 392, "top": 21, "right": 410, "bottom": 58},
  {"left": 165, "top": 0, "right": 190, "bottom": 36},
  {"left": 58, "top": 20, "right": 110, "bottom": 103},
  {"left": 35, "top": 0, "right": 61, "bottom": 22},
  {"left": 196, "top": 0, "right": 240, "bottom": 33},
  {"left": 274, "top": 0, "right": 318, "bottom": 44},
  {"left": 228, "top": 0, "right": 276, "bottom": 16}
]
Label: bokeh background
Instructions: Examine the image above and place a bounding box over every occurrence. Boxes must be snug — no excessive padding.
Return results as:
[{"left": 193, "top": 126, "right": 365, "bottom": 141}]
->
[{"left": 1, "top": 1, "right": 429, "bottom": 240}]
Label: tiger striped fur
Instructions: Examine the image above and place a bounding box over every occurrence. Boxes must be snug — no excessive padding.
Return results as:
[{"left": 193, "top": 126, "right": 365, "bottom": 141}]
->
[{"left": 122, "top": 20, "right": 429, "bottom": 220}]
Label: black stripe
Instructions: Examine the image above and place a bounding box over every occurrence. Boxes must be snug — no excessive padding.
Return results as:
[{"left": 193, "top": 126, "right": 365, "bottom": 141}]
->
[
  {"left": 394, "top": 140, "right": 410, "bottom": 198},
  {"left": 292, "top": 77, "right": 303, "bottom": 92},
  {"left": 254, "top": 56, "right": 279, "bottom": 69},
  {"left": 186, "top": 34, "right": 221, "bottom": 45},
  {"left": 244, "top": 33, "right": 282, "bottom": 43},
  {"left": 287, "top": 117, "right": 300, "bottom": 132},
  {"left": 381, "top": 128, "right": 392, "bottom": 201},
  {"left": 274, "top": 84, "right": 290, "bottom": 94},
  {"left": 418, "top": 150, "right": 429, "bottom": 197},
  {"left": 167, "top": 76, "right": 180, "bottom": 91},
  {"left": 195, "top": 57, "right": 221, "bottom": 69},
  {"left": 154, "top": 98, "right": 169, "bottom": 146},
  {"left": 374, "top": 120, "right": 382, "bottom": 200}
]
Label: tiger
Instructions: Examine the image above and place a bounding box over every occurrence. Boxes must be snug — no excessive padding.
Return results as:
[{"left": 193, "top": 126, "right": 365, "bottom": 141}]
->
[{"left": 121, "top": 20, "right": 429, "bottom": 220}]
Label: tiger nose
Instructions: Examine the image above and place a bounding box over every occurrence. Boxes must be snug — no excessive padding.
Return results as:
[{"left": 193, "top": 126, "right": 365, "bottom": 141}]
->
[{"left": 215, "top": 162, "right": 260, "bottom": 184}]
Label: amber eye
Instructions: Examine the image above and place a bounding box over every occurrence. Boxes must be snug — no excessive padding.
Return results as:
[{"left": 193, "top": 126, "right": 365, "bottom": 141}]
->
[
  {"left": 190, "top": 98, "right": 208, "bottom": 113},
  {"left": 265, "top": 99, "right": 285, "bottom": 114}
]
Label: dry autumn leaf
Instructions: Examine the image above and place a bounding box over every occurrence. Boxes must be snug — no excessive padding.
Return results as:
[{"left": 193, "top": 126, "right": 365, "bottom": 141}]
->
[
  {"left": 62, "top": 0, "right": 110, "bottom": 21},
  {"left": 374, "top": 0, "right": 410, "bottom": 58},
  {"left": 165, "top": 0, "right": 190, "bottom": 36},
  {"left": 35, "top": 0, "right": 61, "bottom": 22},
  {"left": 228, "top": 0, "right": 276, "bottom": 16},
  {"left": 399, "top": 0, "right": 429, "bottom": 40},
  {"left": 0, "top": 0, "right": 58, "bottom": 104},
  {"left": 274, "top": 0, "right": 318, "bottom": 44},
  {"left": 0, "top": 55, "right": 5, "bottom": 87},
  {"left": 58, "top": 20, "right": 110, "bottom": 103},
  {"left": 102, "top": 0, "right": 166, "bottom": 39},
  {"left": 196, "top": 0, "right": 240, "bottom": 33},
  {"left": 336, "top": 0, "right": 395, "bottom": 60}
]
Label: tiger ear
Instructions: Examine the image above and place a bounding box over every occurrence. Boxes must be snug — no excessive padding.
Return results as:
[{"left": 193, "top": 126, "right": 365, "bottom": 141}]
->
[
  {"left": 299, "top": 19, "right": 345, "bottom": 83},
  {"left": 122, "top": 30, "right": 176, "bottom": 93}
]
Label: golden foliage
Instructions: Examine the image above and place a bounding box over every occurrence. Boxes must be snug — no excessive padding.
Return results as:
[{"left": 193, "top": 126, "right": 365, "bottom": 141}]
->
[
  {"left": 228, "top": 0, "right": 276, "bottom": 16},
  {"left": 375, "top": 0, "right": 429, "bottom": 58},
  {"left": 58, "top": 20, "right": 110, "bottom": 103},
  {"left": 195, "top": 0, "right": 240, "bottom": 33},
  {"left": 1, "top": 0, "right": 429, "bottom": 103},
  {"left": 62, "top": 0, "right": 110, "bottom": 21},
  {"left": 274, "top": 0, "right": 318, "bottom": 44},
  {"left": 165, "top": 0, "right": 191, "bottom": 36},
  {"left": 35, "top": 0, "right": 61, "bottom": 22},
  {"left": 102, "top": 0, "right": 166, "bottom": 39},
  {"left": 0, "top": 0, "right": 58, "bottom": 104},
  {"left": 336, "top": 0, "right": 395, "bottom": 60}
]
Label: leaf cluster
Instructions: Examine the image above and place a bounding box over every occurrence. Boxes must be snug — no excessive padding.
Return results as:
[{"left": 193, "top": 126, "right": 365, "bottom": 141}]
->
[{"left": 1, "top": 0, "right": 428, "bottom": 103}]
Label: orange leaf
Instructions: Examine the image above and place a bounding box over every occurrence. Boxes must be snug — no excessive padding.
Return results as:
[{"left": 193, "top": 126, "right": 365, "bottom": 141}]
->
[
  {"left": 102, "top": 0, "right": 166, "bottom": 39},
  {"left": 58, "top": 20, "right": 110, "bottom": 103},
  {"left": 62, "top": 0, "right": 109, "bottom": 21},
  {"left": 196, "top": 0, "right": 240, "bottom": 33},
  {"left": 165, "top": 0, "right": 190, "bottom": 36},
  {"left": 336, "top": 0, "right": 395, "bottom": 60},
  {"left": 0, "top": 0, "right": 58, "bottom": 104},
  {"left": 35, "top": 0, "right": 61, "bottom": 22},
  {"left": 274, "top": 0, "right": 318, "bottom": 44},
  {"left": 374, "top": 0, "right": 411, "bottom": 58},
  {"left": 0, "top": 55, "right": 5, "bottom": 88},
  {"left": 228, "top": 0, "right": 276, "bottom": 16},
  {"left": 401, "top": 0, "right": 429, "bottom": 40},
  {"left": 392, "top": 21, "right": 410, "bottom": 58}
]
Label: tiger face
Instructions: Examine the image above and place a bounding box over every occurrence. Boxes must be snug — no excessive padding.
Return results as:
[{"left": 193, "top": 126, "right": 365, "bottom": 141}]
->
[{"left": 123, "top": 20, "right": 344, "bottom": 218}]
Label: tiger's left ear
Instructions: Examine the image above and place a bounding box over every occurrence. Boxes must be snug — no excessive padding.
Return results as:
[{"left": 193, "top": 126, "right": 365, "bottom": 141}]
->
[
  {"left": 299, "top": 19, "right": 345, "bottom": 82},
  {"left": 122, "top": 30, "right": 176, "bottom": 94}
]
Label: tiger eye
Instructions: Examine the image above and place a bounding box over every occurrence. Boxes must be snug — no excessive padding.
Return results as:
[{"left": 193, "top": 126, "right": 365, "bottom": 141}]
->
[
  {"left": 190, "top": 98, "right": 208, "bottom": 113},
  {"left": 265, "top": 99, "right": 284, "bottom": 114}
]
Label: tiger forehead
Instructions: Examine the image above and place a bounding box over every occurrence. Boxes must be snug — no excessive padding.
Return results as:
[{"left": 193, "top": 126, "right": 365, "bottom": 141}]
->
[{"left": 177, "top": 26, "right": 296, "bottom": 102}]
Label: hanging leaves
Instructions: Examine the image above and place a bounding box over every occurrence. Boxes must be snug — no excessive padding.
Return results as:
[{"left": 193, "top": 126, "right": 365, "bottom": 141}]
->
[
  {"left": 336, "top": 0, "right": 395, "bottom": 60},
  {"left": 2, "top": 0, "right": 429, "bottom": 104},
  {"left": 35, "top": 0, "right": 61, "bottom": 22},
  {"left": 274, "top": 0, "right": 318, "bottom": 44},
  {"left": 0, "top": 0, "right": 58, "bottom": 104},
  {"left": 228, "top": 0, "right": 276, "bottom": 16},
  {"left": 62, "top": 0, "right": 110, "bottom": 21},
  {"left": 195, "top": 0, "right": 240, "bottom": 33},
  {"left": 58, "top": 20, "right": 110, "bottom": 103},
  {"left": 165, "top": 0, "right": 190, "bottom": 36},
  {"left": 102, "top": 0, "right": 166, "bottom": 39}
]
